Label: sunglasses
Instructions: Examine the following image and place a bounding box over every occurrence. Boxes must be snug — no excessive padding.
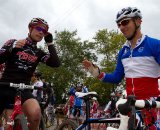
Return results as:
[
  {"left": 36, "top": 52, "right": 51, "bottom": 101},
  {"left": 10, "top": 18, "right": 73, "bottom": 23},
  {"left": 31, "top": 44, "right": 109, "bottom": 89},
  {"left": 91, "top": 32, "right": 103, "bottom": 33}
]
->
[
  {"left": 117, "top": 18, "right": 131, "bottom": 28},
  {"left": 34, "top": 26, "right": 47, "bottom": 34}
]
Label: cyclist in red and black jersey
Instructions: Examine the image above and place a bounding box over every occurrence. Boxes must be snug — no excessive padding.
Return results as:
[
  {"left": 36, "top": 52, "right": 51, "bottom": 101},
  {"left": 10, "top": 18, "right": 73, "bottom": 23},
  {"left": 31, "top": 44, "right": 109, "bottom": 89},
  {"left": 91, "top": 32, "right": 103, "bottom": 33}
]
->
[{"left": 0, "top": 17, "right": 60, "bottom": 130}]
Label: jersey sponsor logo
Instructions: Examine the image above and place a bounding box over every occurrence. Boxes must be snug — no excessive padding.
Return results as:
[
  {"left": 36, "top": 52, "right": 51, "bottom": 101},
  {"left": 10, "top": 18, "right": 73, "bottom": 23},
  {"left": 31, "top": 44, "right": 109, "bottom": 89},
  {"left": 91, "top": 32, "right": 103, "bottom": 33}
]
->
[
  {"left": 17, "top": 51, "right": 37, "bottom": 63},
  {"left": 138, "top": 47, "right": 144, "bottom": 53}
]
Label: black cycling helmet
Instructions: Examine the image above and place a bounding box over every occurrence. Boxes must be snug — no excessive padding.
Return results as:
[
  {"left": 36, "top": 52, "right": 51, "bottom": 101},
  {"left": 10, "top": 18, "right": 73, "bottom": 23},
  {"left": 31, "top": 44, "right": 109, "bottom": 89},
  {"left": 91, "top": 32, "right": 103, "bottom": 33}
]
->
[
  {"left": 116, "top": 7, "right": 142, "bottom": 23},
  {"left": 75, "top": 82, "right": 83, "bottom": 88},
  {"left": 33, "top": 71, "right": 42, "bottom": 78}
]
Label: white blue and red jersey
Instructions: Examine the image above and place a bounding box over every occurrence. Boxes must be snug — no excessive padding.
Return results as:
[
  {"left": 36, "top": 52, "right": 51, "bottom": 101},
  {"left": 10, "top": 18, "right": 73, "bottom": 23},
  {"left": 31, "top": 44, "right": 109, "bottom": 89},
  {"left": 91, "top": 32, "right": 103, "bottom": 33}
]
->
[{"left": 98, "top": 35, "right": 160, "bottom": 99}]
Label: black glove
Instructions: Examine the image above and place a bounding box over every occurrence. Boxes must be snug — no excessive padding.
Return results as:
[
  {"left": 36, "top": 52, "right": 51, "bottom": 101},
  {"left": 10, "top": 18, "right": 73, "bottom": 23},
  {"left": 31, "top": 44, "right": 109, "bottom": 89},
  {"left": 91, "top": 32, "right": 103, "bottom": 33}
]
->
[{"left": 44, "top": 33, "right": 53, "bottom": 43}]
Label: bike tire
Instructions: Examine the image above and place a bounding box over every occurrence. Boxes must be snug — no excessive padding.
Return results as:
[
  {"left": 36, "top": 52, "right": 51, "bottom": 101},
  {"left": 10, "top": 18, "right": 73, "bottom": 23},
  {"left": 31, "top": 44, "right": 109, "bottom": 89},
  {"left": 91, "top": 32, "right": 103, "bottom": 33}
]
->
[
  {"left": 39, "top": 116, "right": 46, "bottom": 130},
  {"left": 43, "top": 109, "right": 58, "bottom": 129},
  {"left": 12, "top": 114, "right": 28, "bottom": 130},
  {"left": 57, "top": 119, "right": 78, "bottom": 130}
]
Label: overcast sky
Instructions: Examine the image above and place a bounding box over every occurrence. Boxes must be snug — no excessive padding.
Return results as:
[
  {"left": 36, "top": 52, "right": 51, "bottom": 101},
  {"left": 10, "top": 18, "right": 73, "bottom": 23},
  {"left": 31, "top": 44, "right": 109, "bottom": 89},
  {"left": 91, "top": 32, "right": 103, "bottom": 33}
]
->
[{"left": 0, "top": 0, "right": 160, "bottom": 47}]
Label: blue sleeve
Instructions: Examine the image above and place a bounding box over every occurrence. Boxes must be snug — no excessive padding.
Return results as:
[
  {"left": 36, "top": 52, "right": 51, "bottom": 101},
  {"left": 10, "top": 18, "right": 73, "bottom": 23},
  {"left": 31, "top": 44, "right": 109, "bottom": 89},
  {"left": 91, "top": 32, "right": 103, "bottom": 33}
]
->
[
  {"left": 102, "top": 49, "right": 125, "bottom": 84},
  {"left": 69, "top": 87, "right": 76, "bottom": 95},
  {"left": 149, "top": 38, "right": 160, "bottom": 64}
]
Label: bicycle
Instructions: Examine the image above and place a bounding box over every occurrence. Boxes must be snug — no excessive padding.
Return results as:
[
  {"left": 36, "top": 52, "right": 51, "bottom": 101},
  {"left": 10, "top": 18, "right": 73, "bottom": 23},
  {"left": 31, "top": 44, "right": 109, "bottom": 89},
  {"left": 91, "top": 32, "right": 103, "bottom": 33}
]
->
[
  {"left": 57, "top": 92, "right": 120, "bottom": 130},
  {"left": 97, "top": 109, "right": 120, "bottom": 130},
  {"left": 43, "top": 104, "right": 58, "bottom": 129},
  {"left": 0, "top": 82, "right": 45, "bottom": 130},
  {"left": 116, "top": 95, "right": 160, "bottom": 130}
]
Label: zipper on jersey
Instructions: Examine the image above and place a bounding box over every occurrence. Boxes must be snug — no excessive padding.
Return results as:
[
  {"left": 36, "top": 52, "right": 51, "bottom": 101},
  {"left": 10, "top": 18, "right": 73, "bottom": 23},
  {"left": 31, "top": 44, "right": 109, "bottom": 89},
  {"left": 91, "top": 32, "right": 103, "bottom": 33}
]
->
[{"left": 130, "top": 49, "right": 135, "bottom": 96}]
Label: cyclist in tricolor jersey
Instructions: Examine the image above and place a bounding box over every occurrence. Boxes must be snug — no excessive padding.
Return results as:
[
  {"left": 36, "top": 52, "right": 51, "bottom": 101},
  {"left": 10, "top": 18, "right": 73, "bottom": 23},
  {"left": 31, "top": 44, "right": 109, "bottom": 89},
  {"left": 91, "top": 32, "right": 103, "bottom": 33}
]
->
[{"left": 83, "top": 7, "right": 160, "bottom": 130}]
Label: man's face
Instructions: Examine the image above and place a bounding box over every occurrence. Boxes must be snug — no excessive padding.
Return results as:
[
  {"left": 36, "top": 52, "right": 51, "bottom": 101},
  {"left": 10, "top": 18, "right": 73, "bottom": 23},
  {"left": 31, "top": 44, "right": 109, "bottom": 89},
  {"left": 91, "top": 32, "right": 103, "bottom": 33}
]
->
[
  {"left": 115, "top": 92, "right": 122, "bottom": 97},
  {"left": 117, "top": 18, "right": 134, "bottom": 39},
  {"left": 76, "top": 86, "right": 82, "bottom": 92},
  {"left": 31, "top": 75, "right": 37, "bottom": 82},
  {"left": 117, "top": 18, "right": 141, "bottom": 39},
  {"left": 29, "top": 24, "right": 48, "bottom": 42}
]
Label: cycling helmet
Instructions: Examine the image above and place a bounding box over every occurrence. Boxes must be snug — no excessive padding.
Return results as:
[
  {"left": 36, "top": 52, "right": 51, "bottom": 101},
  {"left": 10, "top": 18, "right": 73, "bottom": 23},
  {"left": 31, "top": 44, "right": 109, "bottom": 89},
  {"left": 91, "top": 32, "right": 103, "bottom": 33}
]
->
[
  {"left": 115, "top": 87, "right": 123, "bottom": 94},
  {"left": 76, "top": 82, "right": 83, "bottom": 88},
  {"left": 116, "top": 7, "right": 142, "bottom": 23},
  {"left": 33, "top": 71, "right": 42, "bottom": 78},
  {"left": 92, "top": 97, "right": 97, "bottom": 100},
  {"left": 28, "top": 17, "right": 49, "bottom": 31}
]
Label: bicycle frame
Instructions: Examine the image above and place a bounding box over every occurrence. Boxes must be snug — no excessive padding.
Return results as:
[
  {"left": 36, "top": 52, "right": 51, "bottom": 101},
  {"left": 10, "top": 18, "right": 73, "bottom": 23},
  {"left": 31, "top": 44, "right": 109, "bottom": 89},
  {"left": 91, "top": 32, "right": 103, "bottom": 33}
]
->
[
  {"left": 68, "top": 93, "right": 160, "bottom": 130},
  {"left": 7, "top": 92, "right": 26, "bottom": 130},
  {"left": 76, "top": 117, "right": 120, "bottom": 130},
  {"left": 0, "top": 82, "right": 36, "bottom": 130},
  {"left": 76, "top": 95, "right": 120, "bottom": 130},
  {"left": 0, "top": 82, "right": 51, "bottom": 130}
]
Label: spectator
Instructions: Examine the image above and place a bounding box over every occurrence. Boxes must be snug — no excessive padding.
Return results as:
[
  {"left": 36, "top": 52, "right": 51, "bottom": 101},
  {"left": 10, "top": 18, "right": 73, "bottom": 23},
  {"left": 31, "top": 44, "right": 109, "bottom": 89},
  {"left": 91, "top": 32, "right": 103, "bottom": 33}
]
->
[
  {"left": 72, "top": 83, "right": 84, "bottom": 117},
  {"left": 91, "top": 97, "right": 99, "bottom": 118},
  {"left": 32, "top": 71, "right": 44, "bottom": 102}
]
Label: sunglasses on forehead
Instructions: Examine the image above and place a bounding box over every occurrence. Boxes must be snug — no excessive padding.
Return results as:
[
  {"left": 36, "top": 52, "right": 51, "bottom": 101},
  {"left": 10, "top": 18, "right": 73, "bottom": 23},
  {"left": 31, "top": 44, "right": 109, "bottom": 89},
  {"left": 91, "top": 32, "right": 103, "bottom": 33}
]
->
[
  {"left": 34, "top": 26, "right": 47, "bottom": 34},
  {"left": 117, "top": 18, "right": 131, "bottom": 27}
]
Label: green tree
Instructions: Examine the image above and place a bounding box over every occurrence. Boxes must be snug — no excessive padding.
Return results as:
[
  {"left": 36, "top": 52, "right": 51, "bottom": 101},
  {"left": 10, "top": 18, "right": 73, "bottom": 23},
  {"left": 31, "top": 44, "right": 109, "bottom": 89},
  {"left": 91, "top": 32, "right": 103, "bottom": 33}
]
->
[
  {"left": 37, "top": 29, "right": 126, "bottom": 105},
  {"left": 37, "top": 30, "right": 97, "bottom": 103},
  {"left": 84, "top": 29, "right": 126, "bottom": 105}
]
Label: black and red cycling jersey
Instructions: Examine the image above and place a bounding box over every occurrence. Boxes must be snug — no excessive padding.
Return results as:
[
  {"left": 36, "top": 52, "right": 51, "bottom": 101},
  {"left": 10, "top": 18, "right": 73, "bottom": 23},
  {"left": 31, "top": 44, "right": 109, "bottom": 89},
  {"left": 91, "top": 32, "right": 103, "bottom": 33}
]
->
[{"left": 0, "top": 38, "right": 60, "bottom": 84}]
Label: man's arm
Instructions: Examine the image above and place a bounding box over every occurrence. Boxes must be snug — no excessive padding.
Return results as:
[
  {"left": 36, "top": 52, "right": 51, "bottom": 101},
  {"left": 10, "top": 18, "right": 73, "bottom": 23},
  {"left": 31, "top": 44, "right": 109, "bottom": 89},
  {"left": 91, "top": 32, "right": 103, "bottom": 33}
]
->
[
  {"left": 45, "top": 45, "right": 61, "bottom": 67},
  {"left": 42, "top": 33, "right": 61, "bottom": 67},
  {"left": 82, "top": 49, "right": 125, "bottom": 84},
  {"left": 0, "top": 39, "right": 17, "bottom": 64}
]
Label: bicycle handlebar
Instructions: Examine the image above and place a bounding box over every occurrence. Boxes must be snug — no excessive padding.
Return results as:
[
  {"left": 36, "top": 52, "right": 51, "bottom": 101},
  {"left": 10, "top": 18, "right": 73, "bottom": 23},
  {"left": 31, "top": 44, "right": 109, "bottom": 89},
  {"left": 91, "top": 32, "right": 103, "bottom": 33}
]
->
[{"left": 75, "top": 91, "right": 97, "bottom": 98}]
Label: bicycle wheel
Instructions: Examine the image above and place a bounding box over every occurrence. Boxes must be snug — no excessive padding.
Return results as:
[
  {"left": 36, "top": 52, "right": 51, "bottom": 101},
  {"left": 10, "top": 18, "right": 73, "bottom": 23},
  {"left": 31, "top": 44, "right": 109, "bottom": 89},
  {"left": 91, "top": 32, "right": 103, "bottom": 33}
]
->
[
  {"left": 51, "top": 113, "right": 58, "bottom": 129},
  {"left": 45, "top": 112, "right": 58, "bottom": 129},
  {"left": 39, "top": 116, "right": 46, "bottom": 130},
  {"left": 12, "top": 114, "right": 28, "bottom": 130},
  {"left": 57, "top": 119, "right": 78, "bottom": 130}
]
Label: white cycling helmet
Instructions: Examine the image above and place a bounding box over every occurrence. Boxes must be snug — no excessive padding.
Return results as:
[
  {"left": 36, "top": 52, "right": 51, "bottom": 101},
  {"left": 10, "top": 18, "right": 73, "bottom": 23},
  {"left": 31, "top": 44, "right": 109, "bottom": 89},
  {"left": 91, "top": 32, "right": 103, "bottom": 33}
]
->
[
  {"left": 115, "top": 87, "right": 123, "bottom": 94},
  {"left": 92, "top": 97, "right": 97, "bottom": 100},
  {"left": 116, "top": 7, "right": 142, "bottom": 23}
]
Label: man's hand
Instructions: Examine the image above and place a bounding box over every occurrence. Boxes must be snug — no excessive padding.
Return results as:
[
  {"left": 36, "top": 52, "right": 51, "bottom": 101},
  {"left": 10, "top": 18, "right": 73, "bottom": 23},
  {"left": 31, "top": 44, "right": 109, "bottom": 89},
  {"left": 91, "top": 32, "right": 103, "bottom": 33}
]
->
[
  {"left": 82, "top": 59, "right": 100, "bottom": 77},
  {"left": 14, "top": 39, "right": 26, "bottom": 48},
  {"left": 44, "top": 33, "right": 53, "bottom": 43},
  {"left": 82, "top": 59, "right": 93, "bottom": 70}
]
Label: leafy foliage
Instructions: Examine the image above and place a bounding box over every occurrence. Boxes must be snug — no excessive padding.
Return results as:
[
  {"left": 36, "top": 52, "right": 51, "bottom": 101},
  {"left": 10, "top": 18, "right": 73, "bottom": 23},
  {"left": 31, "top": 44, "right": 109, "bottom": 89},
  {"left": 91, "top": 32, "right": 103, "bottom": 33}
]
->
[
  {"left": 37, "top": 29, "right": 126, "bottom": 105},
  {"left": 37, "top": 30, "right": 97, "bottom": 103}
]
